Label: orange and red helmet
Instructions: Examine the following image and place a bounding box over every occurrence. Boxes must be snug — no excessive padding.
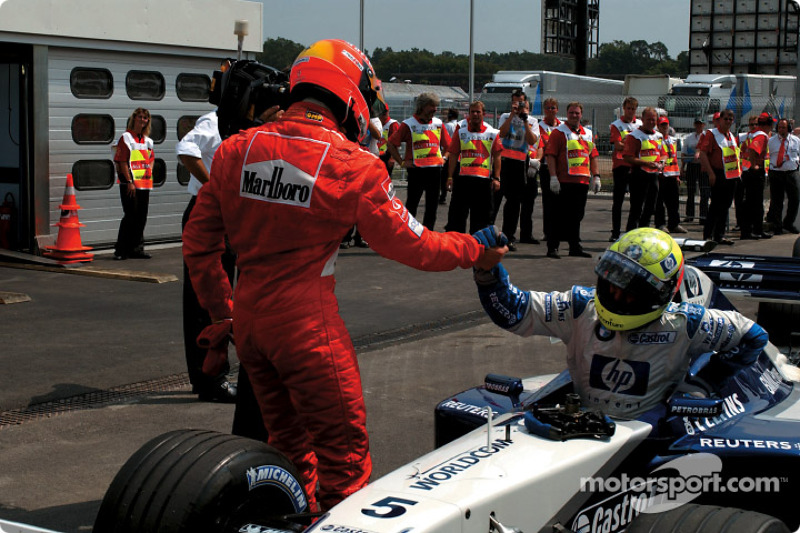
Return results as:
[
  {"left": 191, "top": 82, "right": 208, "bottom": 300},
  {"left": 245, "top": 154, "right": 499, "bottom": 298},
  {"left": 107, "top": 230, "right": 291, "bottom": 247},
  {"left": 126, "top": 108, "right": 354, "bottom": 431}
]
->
[{"left": 290, "top": 39, "right": 385, "bottom": 143}]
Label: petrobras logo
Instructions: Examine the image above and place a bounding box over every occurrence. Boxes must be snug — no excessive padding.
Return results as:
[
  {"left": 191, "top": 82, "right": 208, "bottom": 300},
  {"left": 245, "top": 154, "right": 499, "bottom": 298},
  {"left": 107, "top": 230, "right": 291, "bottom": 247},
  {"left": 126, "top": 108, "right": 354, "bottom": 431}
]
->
[
  {"left": 240, "top": 161, "right": 315, "bottom": 208},
  {"left": 245, "top": 465, "right": 307, "bottom": 512},
  {"left": 627, "top": 331, "right": 677, "bottom": 345},
  {"left": 589, "top": 355, "right": 649, "bottom": 395}
]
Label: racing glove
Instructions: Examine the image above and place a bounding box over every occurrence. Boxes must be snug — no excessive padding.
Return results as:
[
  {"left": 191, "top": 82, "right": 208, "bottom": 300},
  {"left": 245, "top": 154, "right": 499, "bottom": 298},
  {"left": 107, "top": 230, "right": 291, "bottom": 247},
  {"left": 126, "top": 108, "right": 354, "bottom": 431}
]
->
[
  {"left": 549, "top": 175, "right": 561, "bottom": 195},
  {"left": 472, "top": 225, "right": 508, "bottom": 249},
  {"left": 474, "top": 262, "right": 530, "bottom": 330},
  {"left": 714, "top": 322, "right": 768, "bottom": 374},
  {"left": 197, "top": 318, "right": 232, "bottom": 376}
]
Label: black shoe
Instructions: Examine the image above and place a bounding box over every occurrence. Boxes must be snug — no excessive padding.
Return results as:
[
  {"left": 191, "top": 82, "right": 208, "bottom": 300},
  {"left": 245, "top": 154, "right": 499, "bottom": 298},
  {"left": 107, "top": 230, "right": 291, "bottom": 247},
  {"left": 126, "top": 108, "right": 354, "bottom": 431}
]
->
[
  {"left": 519, "top": 236, "right": 540, "bottom": 244},
  {"left": 717, "top": 238, "right": 735, "bottom": 246},
  {"left": 608, "top": 233, "right": 620, "bottom": 242},
  {"left": 129, "top": 251, "right": 151, "bottom": 259},
  {"left": 339, "top": 241, "right": 351, "bottom": 249},
  {"left": 785, "top": 226, "right": 800, "bottom": 234},
  {"left": 113, "top": 253, "right": 127, "bottom": 261},
  {"left": 755, "top": 232, "right": 773, "bottom": 239},
  {"left": 438, "top": 198, "right": 447, "bottom": 205},
  {"left": 569, "top": 249, "right": 592, "bottom": 258},
  {"left": 354, "top": 240, "right": 370, "bottom": 248},
  {"left": 740, "top": 233, "right": 760, "bottom": 240},
  {"left": 197, "top": 380, "right": 237, "bottom": 403},
  {"left": 546, "top": 249, "right": 560, "bottom": 259},
  {"left": 506, "top": 241, "right": 518, "bottom": 252}
]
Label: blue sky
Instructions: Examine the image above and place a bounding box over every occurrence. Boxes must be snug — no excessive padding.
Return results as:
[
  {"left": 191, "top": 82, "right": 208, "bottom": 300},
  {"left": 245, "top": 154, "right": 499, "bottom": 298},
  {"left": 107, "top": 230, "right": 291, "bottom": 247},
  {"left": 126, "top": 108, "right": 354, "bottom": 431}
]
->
[{"left": 257, "top": 0, "right": 690, "bottom": 58}]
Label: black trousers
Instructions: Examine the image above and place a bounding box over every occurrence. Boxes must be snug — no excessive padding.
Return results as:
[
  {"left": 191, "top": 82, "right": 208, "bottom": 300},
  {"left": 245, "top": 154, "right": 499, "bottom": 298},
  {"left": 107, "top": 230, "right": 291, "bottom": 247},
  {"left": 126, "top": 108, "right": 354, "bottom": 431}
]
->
[
  {"left": 114, "top": 186, "right": 149, "bottom": 256},
  {"left": 406, "top": 166, "right": 441, "bottom": 230},
  {"left": 444, "top": 174, "right": 493, "bottom": 234},
  {"left": 547, "top": 181, "right": 589, "bottom": 252},
  {"left": 767, "top": 169, "right": 800, "bottom": 232},
  {"left": 181, "top": 195, "right": 237, "bottom": 390},
  {"left": 683, "top": 162, "right": 710, "bottom": 220},
  {"left": 611, "top": 165, "right": 632, "bottom": 236},
  {"left": 627, "top": 169, "right": 658, "bottom": 231},
  {"left": 739, "top": 168, "right": 767, "bottom": 235},
  {"left": 539, "top": 164, "right": 555, "bottom": 242},
  {"left": 497, "top": 157, "right": 527, "bottom": 240},
  {"left": 655, "top": 175, "right": 680, "bottom": 230},
  {"left": 519, "top": 167, "right": 539, "bottom": 240},
  {"left": 704, "top": 170, "right": 739, "bottom": 241}
]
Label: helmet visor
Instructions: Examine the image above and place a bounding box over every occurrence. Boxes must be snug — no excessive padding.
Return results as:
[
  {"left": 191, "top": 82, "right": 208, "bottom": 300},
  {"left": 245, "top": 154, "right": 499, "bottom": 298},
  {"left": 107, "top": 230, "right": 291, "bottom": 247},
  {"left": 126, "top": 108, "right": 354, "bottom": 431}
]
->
[{"left": 594, "top": 250, "right": 675, "bottom": 315}]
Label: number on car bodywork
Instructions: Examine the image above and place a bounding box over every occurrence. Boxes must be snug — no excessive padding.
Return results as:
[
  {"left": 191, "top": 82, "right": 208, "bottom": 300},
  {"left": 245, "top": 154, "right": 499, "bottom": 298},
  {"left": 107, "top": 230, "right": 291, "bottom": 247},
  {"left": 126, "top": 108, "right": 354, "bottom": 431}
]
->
[{"left": 361, "top": 497, "right": 418, "bottom": 518}]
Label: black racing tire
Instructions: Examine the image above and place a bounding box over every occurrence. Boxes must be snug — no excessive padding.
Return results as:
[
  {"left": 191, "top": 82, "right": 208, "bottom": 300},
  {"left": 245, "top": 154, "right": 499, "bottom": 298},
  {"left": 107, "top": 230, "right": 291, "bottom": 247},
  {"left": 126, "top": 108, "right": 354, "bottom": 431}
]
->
[
  {"left": 93, "top": 429, "right": 309, "bottom": 533},
  {"left": 754, "top": 237, "right": 800, "bottom": 346},
  {"left": 626, "top": 503, "right": 790, "bottom": 533},
  {"left": 793, "top": 236, "right": 800, "bottom": 258}
]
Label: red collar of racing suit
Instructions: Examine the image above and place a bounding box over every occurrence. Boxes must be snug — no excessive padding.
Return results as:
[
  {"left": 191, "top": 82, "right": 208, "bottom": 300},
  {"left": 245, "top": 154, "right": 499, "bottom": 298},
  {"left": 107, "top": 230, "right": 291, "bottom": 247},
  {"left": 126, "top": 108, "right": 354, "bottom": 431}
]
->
[{"left": 282, "top": 102, "right": 344, "bottom": 135}]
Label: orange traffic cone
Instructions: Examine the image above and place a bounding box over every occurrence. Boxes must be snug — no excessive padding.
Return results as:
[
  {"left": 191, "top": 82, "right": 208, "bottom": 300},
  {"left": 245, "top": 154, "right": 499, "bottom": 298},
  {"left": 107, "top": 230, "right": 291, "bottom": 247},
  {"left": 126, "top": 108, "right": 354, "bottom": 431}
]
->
[{"left": 43, "top": 174, "right": 94, "bottom": 264}]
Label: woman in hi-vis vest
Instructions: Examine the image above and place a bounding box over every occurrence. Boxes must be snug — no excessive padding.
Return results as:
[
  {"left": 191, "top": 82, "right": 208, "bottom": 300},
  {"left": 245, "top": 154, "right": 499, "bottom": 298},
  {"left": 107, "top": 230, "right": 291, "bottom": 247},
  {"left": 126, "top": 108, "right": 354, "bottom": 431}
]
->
[{"left": 113, "top": 108, "right": 155, "bottom": 260}]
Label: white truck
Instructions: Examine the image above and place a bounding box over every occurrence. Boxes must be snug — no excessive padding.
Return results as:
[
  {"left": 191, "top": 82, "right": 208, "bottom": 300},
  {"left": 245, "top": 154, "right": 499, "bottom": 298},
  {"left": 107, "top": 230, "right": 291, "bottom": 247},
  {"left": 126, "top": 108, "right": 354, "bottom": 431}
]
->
[
  {"left": 623, "top": 74, "right": 683, "bottom": 107},
  {"left": 657, "top": 73, "right": 795, "bottom": 133},
  {"left": 480, "top": 70, "right": 624, "bottom": 141}
]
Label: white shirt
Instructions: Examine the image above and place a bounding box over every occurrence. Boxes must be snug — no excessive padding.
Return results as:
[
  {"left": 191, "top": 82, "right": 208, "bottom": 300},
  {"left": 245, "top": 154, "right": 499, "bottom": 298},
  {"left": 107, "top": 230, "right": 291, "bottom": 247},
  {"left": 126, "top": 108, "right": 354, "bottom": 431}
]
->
[
  {"left": 681, "top": 130, "right": 704, "bottom": 161},
  {"left": 175, "top": 111, "right": 221, "bottom": 196},
  {"left": 768, "top": 133, "right": 800, "bottom": 171}
]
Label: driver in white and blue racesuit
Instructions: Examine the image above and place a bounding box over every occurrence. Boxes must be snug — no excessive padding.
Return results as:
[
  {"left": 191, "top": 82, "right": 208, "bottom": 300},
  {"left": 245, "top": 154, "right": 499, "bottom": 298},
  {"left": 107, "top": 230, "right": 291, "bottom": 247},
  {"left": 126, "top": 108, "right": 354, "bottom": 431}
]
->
[{"left": 472, "top": 227, "right": 768, "bottom": 419}]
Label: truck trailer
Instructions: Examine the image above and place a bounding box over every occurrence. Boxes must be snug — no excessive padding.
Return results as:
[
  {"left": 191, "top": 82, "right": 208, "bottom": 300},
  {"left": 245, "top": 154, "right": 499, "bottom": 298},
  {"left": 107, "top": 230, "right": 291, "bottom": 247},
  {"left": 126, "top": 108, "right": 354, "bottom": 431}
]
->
[
  {"left": 480, "top": 70, "right": 624, "bottom": 141},
  {"left": 658, "top": 73, "right": 795, "bottom": 133}
]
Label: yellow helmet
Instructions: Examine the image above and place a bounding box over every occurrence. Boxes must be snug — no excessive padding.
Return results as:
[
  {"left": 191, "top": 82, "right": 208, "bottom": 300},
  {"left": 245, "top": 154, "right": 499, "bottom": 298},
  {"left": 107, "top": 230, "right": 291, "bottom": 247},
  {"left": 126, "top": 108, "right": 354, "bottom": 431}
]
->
[{"left": 594, "top": 228, "right": 684, "bottom": 331}]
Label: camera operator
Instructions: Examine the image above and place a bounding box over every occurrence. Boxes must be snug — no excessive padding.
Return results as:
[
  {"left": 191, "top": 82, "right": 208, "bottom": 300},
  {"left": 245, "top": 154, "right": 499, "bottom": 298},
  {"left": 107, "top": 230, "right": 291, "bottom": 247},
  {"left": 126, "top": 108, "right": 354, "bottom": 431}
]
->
[
  {"left": 183, "top": 39, "right": 507, "bottom": 511},
  {"left": 494, "top": 89, "right": 538, "bottom": 251}
]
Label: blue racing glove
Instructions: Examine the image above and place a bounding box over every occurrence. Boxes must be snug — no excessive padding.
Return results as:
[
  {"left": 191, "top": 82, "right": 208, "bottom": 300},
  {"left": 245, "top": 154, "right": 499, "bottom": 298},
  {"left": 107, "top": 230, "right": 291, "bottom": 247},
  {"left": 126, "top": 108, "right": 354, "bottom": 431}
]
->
[{"left": 472, "top": 225, "right": 509, "bottom": 249}]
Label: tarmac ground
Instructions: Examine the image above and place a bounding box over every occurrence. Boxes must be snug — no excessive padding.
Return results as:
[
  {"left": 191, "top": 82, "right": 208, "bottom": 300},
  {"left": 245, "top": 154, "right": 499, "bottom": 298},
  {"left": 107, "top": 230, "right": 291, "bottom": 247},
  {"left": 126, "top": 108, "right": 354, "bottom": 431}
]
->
[{"left": 0, "top": 190, "right": 796, "bottom": 532}]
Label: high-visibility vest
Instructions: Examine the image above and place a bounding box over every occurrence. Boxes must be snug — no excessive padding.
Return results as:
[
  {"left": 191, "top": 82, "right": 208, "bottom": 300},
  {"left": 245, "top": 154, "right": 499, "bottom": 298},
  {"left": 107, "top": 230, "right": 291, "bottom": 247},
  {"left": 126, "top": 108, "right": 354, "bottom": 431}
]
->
[
  {"left": 378, "top": 118, "right": 396, "bottom": 156},
  {"left": 662, "top": 136, "right": 680, "bottom": 177},
  {"left": 610, "top": 118, "right": 641, "bottom": 161},
  {"left": 739, "top": 131, "right": 753, "bottom": 170},
  {"left": 538, "top": 119, "right": 561, "bottom": 166},
  {"left": 742, "top": 130, "right": 768, "bottom": 172},
  {"left": 457, "top": 122, "right": 499, "bottom": 178},
  {"left": 555, "top": 123, "right": 594, "bottom": 182},
  {"left": 711, "top": 129, "right": 741, "bottom": 179},
  {"left": 404, "top": 116, "right": 445, "bottom": 167},
  {"left": 630, "top": 128, "right": 664, "bottom": 174},
  {"left": 121, "top": 131, "right": 154, "bottom": 189}
]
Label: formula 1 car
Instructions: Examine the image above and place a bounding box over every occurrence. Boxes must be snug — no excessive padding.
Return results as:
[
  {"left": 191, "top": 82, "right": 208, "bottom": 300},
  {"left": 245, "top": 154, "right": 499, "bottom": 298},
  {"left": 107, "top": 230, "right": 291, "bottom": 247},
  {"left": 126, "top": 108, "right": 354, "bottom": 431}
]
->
[{"left": 7, "top": 241, "right": 799, "bottom": 533}]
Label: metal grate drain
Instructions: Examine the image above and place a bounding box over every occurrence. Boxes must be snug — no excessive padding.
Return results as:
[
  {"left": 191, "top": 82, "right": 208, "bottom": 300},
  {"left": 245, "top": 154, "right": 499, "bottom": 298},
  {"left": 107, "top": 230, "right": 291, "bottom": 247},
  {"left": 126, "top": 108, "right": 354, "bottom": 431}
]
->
[{"left": 0, "top": 373, "right": 192, "bottom": 429}]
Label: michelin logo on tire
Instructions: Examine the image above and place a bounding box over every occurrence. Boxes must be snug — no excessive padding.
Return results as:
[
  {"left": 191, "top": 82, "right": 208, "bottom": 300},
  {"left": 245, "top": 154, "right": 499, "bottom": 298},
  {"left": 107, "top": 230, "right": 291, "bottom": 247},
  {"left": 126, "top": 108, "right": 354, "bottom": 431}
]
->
[{"left": 246, "top": 465, "right": 307, "bottom": 512}]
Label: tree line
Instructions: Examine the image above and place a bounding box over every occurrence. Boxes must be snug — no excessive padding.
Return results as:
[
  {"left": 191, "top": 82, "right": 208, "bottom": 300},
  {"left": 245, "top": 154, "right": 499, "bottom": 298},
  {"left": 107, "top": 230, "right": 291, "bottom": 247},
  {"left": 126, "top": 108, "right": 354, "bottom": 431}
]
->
[{"left": 257, "top": 37, "right": 689, "bottom": 92}]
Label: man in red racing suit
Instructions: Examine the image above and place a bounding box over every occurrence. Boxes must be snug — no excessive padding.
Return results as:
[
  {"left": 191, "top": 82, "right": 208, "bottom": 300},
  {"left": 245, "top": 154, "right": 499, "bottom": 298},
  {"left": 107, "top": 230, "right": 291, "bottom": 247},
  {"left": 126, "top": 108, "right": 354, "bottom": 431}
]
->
[{"left": 183, "top": 93, "right": 504, "bottom": 508}]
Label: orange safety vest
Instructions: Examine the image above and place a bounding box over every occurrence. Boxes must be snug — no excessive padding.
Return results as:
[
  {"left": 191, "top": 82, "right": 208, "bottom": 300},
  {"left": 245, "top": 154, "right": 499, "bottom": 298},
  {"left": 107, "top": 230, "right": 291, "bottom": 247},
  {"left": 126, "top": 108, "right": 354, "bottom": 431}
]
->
[
  {"left": 120, "top": 131, "right": 154, "bottom": 189},
  {"left": 556, "top": 123, "right": 594, "bottom": 183},
  {"left": 457, "top": 121, "right": 499, "bottom": 178},
  {"left": 610, "top": 118, "right": 641, "bottom": 161},
  {"left": 662, "top": 136, "right": 680, "bottom": 177},
  {"left": 630, "top": 128, "right": 664, "bottom": 174},
  {"left": 742, "top": 130, "right": 768, "bottom": 172},
  {"left": 711, "top": 129, "right": 742, "bottom": 179},
  {"left": 404, "top": 116, "right": 445, "bottom": 167}
]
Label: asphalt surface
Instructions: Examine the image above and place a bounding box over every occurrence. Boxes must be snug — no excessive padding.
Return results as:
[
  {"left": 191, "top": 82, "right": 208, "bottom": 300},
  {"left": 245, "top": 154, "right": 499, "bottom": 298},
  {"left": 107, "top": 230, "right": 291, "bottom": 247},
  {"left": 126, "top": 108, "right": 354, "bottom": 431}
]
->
[{"left": 0, "top": 191, "right": 794, "bottom": 532}]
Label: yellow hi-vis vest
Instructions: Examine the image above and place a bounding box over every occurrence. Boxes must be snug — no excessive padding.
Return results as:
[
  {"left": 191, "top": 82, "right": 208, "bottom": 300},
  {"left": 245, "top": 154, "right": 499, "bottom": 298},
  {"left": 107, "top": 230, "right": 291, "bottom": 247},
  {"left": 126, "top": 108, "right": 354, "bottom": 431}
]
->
[
  {"left": 611, "top": 118, "right": 640, "bottom": 161},
  {"left": 404, "top": 116, "right": 445, "bottom": 167},
  {"left": 379, "top": 118, "right": 397, "bottom": 156},
  {"left": 662, "top": 136, "right": 680, "bottom": 177},
  {"left": 457, "top": 121, "right": 499, "bottom": 178},
  {"left": 556, "top": 123, "right": 594, "bottom": 183},
  {"left": 630, "top": 128, "right": 664, "bottom": 174},
  {"left": 121, "top": 131, "right": 154, "bottom": 189},
  {"left": 741, "top": 130, "right": 769, "bottom": 173},
  {"left": 711, "top": 129, "right": 742, "bottom": 179}
]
